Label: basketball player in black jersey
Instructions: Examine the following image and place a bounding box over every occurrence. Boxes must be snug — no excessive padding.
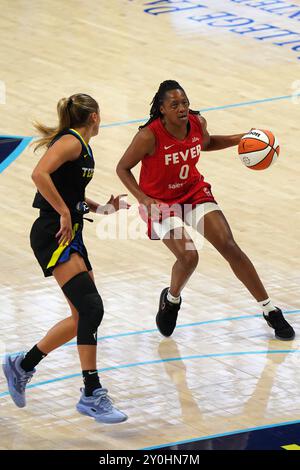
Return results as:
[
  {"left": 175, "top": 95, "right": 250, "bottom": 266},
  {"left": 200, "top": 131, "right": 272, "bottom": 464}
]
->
[{"left": 2, "top": 93, "right": 128, "bottom": 423}]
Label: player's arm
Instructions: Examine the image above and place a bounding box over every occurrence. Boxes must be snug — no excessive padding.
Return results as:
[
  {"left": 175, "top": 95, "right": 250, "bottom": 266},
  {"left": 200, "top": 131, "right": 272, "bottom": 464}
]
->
[
  {"left": 198, "top": 115, "right": 244, "bottom": 151},
  {"left": 84, "top": 197, "right": 99, "bottom": 213},
  {"left": 85, "top": 196, "right": 130, "bottom": 215},
  {"left": 116, "top": 127, "right": 156, "bottom": 204},
  {"left": 31, "top": 134, "right": 81, "bottom": 216}
]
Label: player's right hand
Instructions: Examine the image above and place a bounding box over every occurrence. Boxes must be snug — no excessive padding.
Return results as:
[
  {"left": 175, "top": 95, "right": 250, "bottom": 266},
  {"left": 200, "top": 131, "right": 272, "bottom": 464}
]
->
[
  {"left": 56, "top": 211, "right": 73, "bottom": 246},
  {"left": 139, "top": 195, "right": 161, "bottom": 220}
]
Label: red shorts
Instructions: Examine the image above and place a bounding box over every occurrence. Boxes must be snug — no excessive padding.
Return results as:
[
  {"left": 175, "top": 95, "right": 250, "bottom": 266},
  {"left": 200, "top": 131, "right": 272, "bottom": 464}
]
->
[{"left": 139, "top": 181, "right": 217, "bottom": 239}]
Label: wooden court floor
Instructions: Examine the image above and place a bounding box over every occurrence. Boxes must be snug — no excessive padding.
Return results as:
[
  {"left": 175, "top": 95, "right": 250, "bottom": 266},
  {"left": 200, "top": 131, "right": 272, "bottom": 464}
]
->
[{"left": 0, "top": 0, "right": 300, "bottom": 450}]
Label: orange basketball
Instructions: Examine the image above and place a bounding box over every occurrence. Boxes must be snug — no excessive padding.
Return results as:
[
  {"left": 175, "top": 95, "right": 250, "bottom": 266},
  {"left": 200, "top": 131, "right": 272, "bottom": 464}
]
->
[{"left": 238, "top": 129, "right": 280, "bottom": 170}]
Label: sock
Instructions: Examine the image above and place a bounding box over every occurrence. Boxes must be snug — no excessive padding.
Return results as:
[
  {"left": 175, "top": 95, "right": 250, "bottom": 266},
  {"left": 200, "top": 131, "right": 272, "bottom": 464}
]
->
[
  {"left": 21, "top": 345, "right": 47, "bottom": 372},
  {"left": 167, "top": 289, "right": 181, "bottom": 304},
  {"left": 82, "top": 370, "right": 102, "bottom": 396},
  {"left": 258, "top": 298, "right": 276, "bottom": 316}
]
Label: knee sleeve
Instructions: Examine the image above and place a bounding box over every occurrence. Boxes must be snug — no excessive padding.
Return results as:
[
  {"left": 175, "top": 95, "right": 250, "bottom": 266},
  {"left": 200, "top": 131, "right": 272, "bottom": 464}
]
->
[{"left": 62, "top": 272, "right": 104, "bottom": 345}]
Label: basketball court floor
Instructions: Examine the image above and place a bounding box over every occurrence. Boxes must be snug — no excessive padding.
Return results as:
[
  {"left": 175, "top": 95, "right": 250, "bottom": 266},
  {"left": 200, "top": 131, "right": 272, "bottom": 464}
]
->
[{"left": 0, "top": 0, "right": 300, "bottom": 450}]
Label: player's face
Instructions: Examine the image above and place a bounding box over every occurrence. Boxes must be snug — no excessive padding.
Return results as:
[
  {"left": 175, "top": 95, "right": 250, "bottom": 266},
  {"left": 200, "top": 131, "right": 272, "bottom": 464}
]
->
[{"left": 160, "top": 89, "right": 189, "bottom": 126}]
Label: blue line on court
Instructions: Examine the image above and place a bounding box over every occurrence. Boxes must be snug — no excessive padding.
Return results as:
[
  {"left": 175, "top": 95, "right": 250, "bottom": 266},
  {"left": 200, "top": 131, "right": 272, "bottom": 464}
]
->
[
  {"left": 100, "top": 93, "right": 300, "bottom": 128},
  {"left": 0, "top": 349, "right": 299, "bottom": 398},
  {"left": 141, "top": 419, "right": 300, "bottom": 450},
  {"left": 1, "top": 310, "right": 299, "bottom": 359},
  {"left": 0, "top": 136, "right": 33, "bottom": 174},
  {"left": 2, "top": 94, "right": 299, "bottom": 171}
]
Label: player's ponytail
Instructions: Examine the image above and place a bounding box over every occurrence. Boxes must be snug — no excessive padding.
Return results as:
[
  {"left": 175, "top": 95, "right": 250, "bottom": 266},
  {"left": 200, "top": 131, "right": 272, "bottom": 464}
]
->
[
  {"left": 139, "top": 80, "right": 199, "bottom": 130},
  {"left": 32, "top": 93, "right": 99, "bottom": 152}
]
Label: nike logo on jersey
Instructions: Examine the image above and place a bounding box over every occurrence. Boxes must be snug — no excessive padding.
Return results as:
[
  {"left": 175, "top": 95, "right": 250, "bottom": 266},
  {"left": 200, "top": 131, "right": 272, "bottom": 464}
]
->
[
  {"left": 164, "top": 144, "right": 175, "bottom": 150},
  {"left": 83, "top": 153, "right": 89, "bottom": 158}
]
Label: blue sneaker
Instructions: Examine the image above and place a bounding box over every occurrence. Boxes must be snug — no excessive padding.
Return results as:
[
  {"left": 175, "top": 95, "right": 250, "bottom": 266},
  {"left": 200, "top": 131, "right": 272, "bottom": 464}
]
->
[
  {"left": 2, "top": 353, "right": 35, "bottom": 408},
  {"left": 76, "top": 388, "right": 128, "bottom": 424}
]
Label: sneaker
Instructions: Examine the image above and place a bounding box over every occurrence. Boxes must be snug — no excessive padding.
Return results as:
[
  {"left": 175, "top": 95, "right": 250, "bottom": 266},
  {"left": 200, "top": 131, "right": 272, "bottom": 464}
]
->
[
  {"left": 76, "top": 388, "right": 128, "bottom": 424},
  {"left": 263, "top": 308, "right": 295, "bottom": 341},
  {"left": 156, "top": 287, "right": 181, "bottom": 337},
  {"left": 2, "top": 353, "right": 35, "bottom": 408}
]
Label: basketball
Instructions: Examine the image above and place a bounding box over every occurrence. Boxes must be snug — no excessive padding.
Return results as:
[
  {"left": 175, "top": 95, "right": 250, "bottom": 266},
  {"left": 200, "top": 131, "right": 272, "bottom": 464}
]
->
[{"left": 238, "top": 129, "right": 280, "bottom": 170}]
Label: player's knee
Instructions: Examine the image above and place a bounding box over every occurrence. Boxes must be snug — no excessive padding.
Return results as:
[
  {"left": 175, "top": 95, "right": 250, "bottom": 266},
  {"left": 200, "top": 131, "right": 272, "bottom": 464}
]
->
[
  {"left": 178, "top": 250, "right": 199, "bottom": 271},
  {"left": 77, "top": 292, "right": 104, "bottom": 345},
  {"left": 61, "top": 271, "right": 104, "bottom": 345},
  {"left": 84, "top": 292, "right": 104, "bottom": 330},
  {"left": 218, "top": 237, "right": 241, "bottom": 260}
]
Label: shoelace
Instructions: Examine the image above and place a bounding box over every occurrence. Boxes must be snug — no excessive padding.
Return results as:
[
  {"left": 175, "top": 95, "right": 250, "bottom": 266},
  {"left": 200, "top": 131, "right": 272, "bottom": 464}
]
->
[
  {"left": 93, "top": 389, "right": 114, "bottom": 412},
  {"left": 19, "top": 371, "right": 34, "bottom": 392}
]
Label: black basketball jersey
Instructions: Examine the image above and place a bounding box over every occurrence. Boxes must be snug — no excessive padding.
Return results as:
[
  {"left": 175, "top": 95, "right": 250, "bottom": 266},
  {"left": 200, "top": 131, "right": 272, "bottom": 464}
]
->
[{"left": 32, "top": 128, "right": 95, "bottom": 213}]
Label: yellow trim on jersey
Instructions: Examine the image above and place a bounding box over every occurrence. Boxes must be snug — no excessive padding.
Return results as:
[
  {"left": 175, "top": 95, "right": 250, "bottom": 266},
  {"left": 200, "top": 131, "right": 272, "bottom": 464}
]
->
[
  {"left": 69, "top": 128, "right": 91, "bottom": 157},
  {"left": 47, "top": 223, "right": 80, "bottom": 270}
]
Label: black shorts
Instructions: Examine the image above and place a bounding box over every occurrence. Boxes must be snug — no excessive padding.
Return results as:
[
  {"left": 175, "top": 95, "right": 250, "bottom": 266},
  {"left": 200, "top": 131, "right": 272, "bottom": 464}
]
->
[{"left": 30, "top": 212, "right": 92, "bottom": 277}]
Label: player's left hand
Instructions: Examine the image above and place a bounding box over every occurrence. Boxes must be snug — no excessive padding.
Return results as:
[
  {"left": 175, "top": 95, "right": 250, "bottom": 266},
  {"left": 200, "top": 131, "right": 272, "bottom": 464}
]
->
[{"left": 104, "top": 194, "right": 131, "bottom": 214}]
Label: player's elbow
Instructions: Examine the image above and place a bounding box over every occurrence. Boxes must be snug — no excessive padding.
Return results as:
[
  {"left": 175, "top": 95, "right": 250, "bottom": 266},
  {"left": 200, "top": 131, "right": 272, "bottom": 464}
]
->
[
  {"left": 31, "top": 168, "right": 46, "bottom": 184},
  {"left": 116, "top": 162, "right": 122, "bottom": 177},
  {"left": 116, "top": 161, "right": 129, "bottom": 177},
  {"left": 31, "top": 168, "right": 40, "bottom": 182}
]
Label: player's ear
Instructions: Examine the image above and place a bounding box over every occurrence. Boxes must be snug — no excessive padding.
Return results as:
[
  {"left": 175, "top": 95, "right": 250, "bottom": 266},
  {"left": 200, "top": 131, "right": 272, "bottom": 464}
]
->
[{"left": 89, "top": 112, "right": 98, "bottom": 123}]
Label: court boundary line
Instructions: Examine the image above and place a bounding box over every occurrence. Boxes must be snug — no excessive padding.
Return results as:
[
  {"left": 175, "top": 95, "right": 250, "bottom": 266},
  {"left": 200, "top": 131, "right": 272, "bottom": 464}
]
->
[
  {"left": 141, "top": 419, "right": 300, "bottom": 450},
  {"left": 1, "top": 309, "right": 299, "bottom": 359},
  {"left": 1, "top": 92, "right": 299, "bottom": 171},
  {"left": 1, "top": 348, "right": 299, "bottom": 398},
  {"left": 100, "top": 94, "right": 300, "bottom": 128}
]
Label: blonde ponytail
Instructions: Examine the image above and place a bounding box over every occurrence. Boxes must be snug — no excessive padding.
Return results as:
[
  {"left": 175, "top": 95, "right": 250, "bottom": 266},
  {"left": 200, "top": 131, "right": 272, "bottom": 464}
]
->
[{"left": 32, "top": 94, "right": 99, "bottom": 152}]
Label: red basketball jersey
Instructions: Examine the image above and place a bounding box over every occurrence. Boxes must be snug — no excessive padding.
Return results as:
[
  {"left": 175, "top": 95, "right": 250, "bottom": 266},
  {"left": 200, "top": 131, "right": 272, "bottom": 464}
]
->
[{"left": 139, "top": 113, "right": 212, "bottom": 204}]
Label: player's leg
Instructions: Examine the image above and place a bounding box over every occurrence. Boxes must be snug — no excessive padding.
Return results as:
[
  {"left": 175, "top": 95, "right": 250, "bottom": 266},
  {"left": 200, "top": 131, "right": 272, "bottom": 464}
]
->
[
  {"left": 154, "top": 217, "right": 199, "bottom": 337},
  {"left": 36, "top": 296, "right": 79, "bottom": 353},
  {"left": 202, "top": 210, "right": 267, "bottom": 300},
  {"left": 53, "top": 253, "right": 127, "bottom": 423},
  {"left": 162, "top": 227, "right": 199, "bottom": 297},
  {"left": 200, "top": 209, "right": 295, "bottom": 340},
  {"left": 1, "top": 267, "right": 93, "bottom": 409},
  {"left": 35, "top": 270, "right": 94, "bottom": 354}
]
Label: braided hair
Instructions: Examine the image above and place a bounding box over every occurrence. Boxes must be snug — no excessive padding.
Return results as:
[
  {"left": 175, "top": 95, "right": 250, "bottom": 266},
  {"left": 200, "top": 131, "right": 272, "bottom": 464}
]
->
[{"left": 139, "top": 80, "right": 199, "bottom": 130}]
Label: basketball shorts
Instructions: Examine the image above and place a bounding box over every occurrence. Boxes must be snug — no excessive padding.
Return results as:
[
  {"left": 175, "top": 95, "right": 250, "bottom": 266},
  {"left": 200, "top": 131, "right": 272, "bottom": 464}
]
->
[
  {"left": 139, "top": 183, "right": 221, "bottom": 240},
  {"left": 30, "top": 212, "right": 92, "bottom": 277}
]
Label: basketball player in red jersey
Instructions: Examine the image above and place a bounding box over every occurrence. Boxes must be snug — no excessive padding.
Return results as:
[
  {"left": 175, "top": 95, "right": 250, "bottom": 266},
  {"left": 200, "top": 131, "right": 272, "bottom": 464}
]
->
[{"left": 117, "top": 80, "right": 295, "bottom": 341}]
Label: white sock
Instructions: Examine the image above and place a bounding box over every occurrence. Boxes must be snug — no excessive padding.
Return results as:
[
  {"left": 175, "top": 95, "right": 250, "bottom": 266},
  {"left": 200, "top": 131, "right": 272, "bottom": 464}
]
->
[
  {"left": 167, "top": 289, "right": 181, "bottom": 304},
  {"left": 258, "top": 298, "right": 276, "bottom": 316}
]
